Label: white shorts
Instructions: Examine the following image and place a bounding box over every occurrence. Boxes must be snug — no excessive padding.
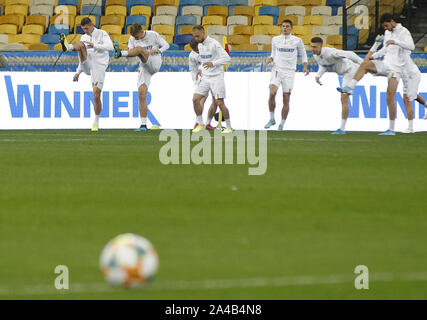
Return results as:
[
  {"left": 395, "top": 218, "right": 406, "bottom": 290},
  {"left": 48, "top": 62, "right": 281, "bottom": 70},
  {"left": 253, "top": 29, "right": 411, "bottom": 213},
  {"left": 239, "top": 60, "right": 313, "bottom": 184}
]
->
[
  {"left": 80, "top": 60, "right": 106, "bottom": 90},
  {"left": 372, "top": 60, "right": 402, "bottom": 82},
  {"left": 402, "top": 71, "right": 421, "bottom": 101},
  {"left": 137, "top": 54, "right": 162, "bottom": 88},
  {"left": 194, "top": 74, "right": 226, "bottom": 99},
  {"left": 269, "top": 70, "right": 295, "bottom": 93},
  {"left": 341, "top": 65, "right": 359, "bottom": 88}
]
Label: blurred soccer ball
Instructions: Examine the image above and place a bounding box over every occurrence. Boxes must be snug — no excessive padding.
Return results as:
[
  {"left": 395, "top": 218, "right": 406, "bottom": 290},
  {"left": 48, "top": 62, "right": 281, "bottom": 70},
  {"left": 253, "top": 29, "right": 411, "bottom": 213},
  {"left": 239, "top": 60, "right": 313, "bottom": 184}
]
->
[{"left": 99, "top": 233, "right": 159, "bottom": 287}]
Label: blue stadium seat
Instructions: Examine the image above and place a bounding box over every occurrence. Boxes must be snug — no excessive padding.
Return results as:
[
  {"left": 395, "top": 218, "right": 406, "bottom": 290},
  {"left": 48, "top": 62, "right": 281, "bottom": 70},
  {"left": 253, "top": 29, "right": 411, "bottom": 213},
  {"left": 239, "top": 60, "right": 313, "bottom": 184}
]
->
[
  {"left": 125, "top": 16, "right": 147, "bottom": 33},
  {"left": 41, "top": 34, "right": 59, "bottom": 45},
  {"left": 326, "top": 0, "right": 346, "bottom": 16},
  {"left": 128, "top": 0, "right": 154, "bottom": 13},
  {"left": 178, "top": 0, "right": 203, "bottom": 15},
  {"left": 228, "top": 0, "right": 248, "bottom": 15},
  {"left": 340, "top": 26, "right": 359, "bottom": 50},
  {"left": 81, "top": 5, "right": 102, "bottom": 17},
  {"left": 57, "top": 0, "right": 78, "bottom": 6},
  {"left": 48, "top": 24, "right": 69, "bottom": 35},
  {"left": 75, "top": 25, "right": 84, "bottom": 34},
  {"left": 259, "top": 6, "right": 279, "bottom": 25},
  {"left": 174, "top": 34, "right": 193, "bottom": 50},
  {"left": 201, "top": 0, "right": 228, "bottom": 16},
  {"left": 168, "top": 43, "right": 180, "bottom": 50},
  {"left": 176, "top": 15, "right": 197, "bottom": 26}
]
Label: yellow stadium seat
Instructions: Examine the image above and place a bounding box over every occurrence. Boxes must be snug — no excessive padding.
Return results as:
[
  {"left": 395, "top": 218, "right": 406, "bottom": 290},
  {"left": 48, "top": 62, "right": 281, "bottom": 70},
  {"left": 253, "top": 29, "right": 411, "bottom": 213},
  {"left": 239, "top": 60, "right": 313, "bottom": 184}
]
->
[
  {"left": 6, "top": 0, "right": 29, "bottom": 6},
  {"left": 5, "top": 4, "right": 27, "bottom": 15},
  {"left": 292, "top": 25, "right": 313, "bottom": 36},
  {"left": 184, "top": 43, "right": 192, "bottom": 51},
  {"left": 106, "top": 0, "right": 126, "bottom": 6},
  {"left": 109, "top": 34, "right": 122, "bottom": 42},
  {"left": 0, "top": 24, "right": 18, "bottom": 35},
  {"left": 26, "top": 15, "right": 47, "bottom": 30},
  {"left": 119, "top": 43, "right": 127, "bottom": 49},
  {"left": 119, "top": 34, "right": 130, "bottom": 45},
  {"left": 227, "top": 34, "right": 250, "bottom": 45},
  {"left": 0, "top": 14, "right": 25, "bottom": 32},
  {"left": 75, "top": 15, "right": 96, "bottom": 28},
  {"left": 424, "top": 46, "right": 427, "bottom": 52},
  {"left": 67, "top": 34, "right": 82, "bottom": 43},
  {"left": 262, "top": 43, "right": 272, "bottom": 51},
  {"left": 231, "top": 43, "right": 258, "bottom": 51},
  {"left": 303, "top": 16, "right": 323, "bottom": 26},
  {"left": 22, "top": 24, "right": 44, "bottom": 35},
  {"left": 232, "top": 6, "right": 254, "bottom": 18},
  {"left": 202, "top": 15, "right": 225, "bottom": 26},
  {"left": 54, "top": 43, "right": 63, "bottom": 51},
  {"left": 179, "top": 25, "right": 194, "bottom": 34},
  {"left": 101, "top": 24, "right": 122, "bottom": 35},
  {"left": 253, "top": 0, "right": 277, "bottom": 6},
  {"left": 28, "top": 43, "right": 49, "bottom": 50},
  {"left": 278, "top": 0, "right": 294, "bottom": 5},
  {"left": 131, "top": 5, "right": 151, "bottom": 16},
  {"left": 51, "top": 15, "right": 76, "bottom": 29},
  {"left": 327, "top": 34, "right": 342, "bottom": 49},
  {"left": 253, "top": 16, "right": 273, "bottom": 26},
  {"left": 100, "top": 15, "right": 122, "bottom": 27},
  {"left": 278, "top": 15, "right": 298, "bottom": 26},
  {"left": 254, "top": 25, "right": 280, "bottom": 36},
  {"left": 105, "top": 5, "right": 126, "bottom": 17},
  {"left": 207, "top": 6, "right": 228, "bottom": 17},
  {"left": 160, "top": 34, "right": 173, "bottom": 43},
  {"left": 154, "top": 0, "right": 176, "bottom": 14},
  {"left": 233, "top": 25, "right": 253, "bottom": 35},
  {"left": 10, "top": 33, "right": 40, "bottom": 45},
  {"left": 55, "top": 5, "right": 77, "bottom": 16},
  {"left": 153, "top": 24, "right": 174, "bottom": 35}
]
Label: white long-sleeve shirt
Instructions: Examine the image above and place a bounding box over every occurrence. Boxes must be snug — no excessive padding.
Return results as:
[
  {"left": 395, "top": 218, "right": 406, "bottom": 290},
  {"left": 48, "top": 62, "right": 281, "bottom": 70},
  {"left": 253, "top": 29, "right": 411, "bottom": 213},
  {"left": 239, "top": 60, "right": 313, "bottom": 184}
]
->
[
  {"left": 314, "top": 47, "right": 363, "bottom": 78},
  {"left": 77, "top": 27, "right": 113, "bottom": 72},
  {"left": 270, "top": 34, "right": 308, "bottom": 73},
  {"left": 189, "top": 50, "right": 201, "bottom": 84},
  {"left": 128, "top": 30, "right": 170, "bottom": 66},
  {"left": 197, "top": 36, "right": 230, "bottom": 77},
  {"left": 372, "top": 23, "right": 414, "bottom": 73}
]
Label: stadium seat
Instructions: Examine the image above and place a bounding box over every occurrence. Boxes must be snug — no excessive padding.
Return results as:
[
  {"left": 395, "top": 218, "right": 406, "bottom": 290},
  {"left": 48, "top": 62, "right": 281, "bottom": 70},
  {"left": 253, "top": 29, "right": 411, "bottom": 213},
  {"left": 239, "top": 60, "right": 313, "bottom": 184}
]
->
[
  {"left": 231, "top": 5, "right": 253, "bottom": 18},
  {"left": 0, "top": 24, "right": 18, "bottom": 35},
  {"left": 250, "top": 34, "right": 270, "bottom": 46},
  {"left": 152, "top": 15, "right": 176, "bottom": 26},
  {"left": 227, "top": 15, "right": 249, "bottom": 31},
  {"left": 6, "top": 0, "right": 29, "bottom": 5},
  {"left": 206, "top": 25, "right": 227, "bottom": 36},
  {"left": 176, "top": 15, "right": 197, "bottom": 26},
  {"left": 54, "top": 4, "right": 77, "bottom": 15},
  {"left": 154, "top": 0, "right": 176, "bottom": 14},
  {"left": 207, "top": 5, "right": 228, "bottom": 17},
  {"left": 75, "top": 25, "right": 85, "bottom": 33},
  {"left": 101, "top": 24, "right": 122, "bottom": 35},
  {"left": 41, "top": 33, "right": 58, "bottom": 45},
  {"left": 311, "top": 5, "right": 332, "bottom": 16},
  {"left": 28, "top": 43, "right": 50, "bottom": 50},
  {"left": 130, "top": 5, "right": 151, "bottom": 16},
  {"left": 201, "top": 0, "right": 227, "bottom": 16},
  {"left": 75, "top": 15, "right": 98, "bottom": 27},
  {"left": 156, "top": 5, "right": 178, "bottom": 16},
  {"left": 326, "top": 0, "right": 345, "bottom": 16},
  {"left": 231, "top": 43, "right": 258, "bottom": 50},
  {"left": 153, "top": 24, "right": 174, "bottom": 35},
  {"left": 292, "top": 25, "right": 313, "bottom": 37},
  {"left": 254, "top": 24, "right": 279, "bottom": 36},
  {"left": 51, "top": 15, "right": 76, "bottom": 31},
  {"left": 277, "top": 15, "right": 297, "bottom": 26},
  {"left": 48, "top": 24, "right": 69, "bottom": 35},
  {"left": 178, "top": 0, "right": 202, "bottom": 15},
  {"left": 179, "top": 24, "right": 195, "bottom": 34},
  {"left": 232, "top": 25, "right": 252, "bottom": 35},
  {"left": 125, "top": 15, "right": 147, "bottom": 32},
  {"left": 168, "top": 43, "right": 179, "bottom": 49},
  {"left": 66, "top": 33, "right": 82, "bottom": 43},
  {"left": 22, "top": 24, "right": 45, "bottom": 35},
  {"left": 181, "top": 6, "right": 203, "bottom": 22},
  {"left": 5, "top": 4, "right": 28, "bottom": 16},
  {"left": 253, "top": 15, "right": 273, "bottom": 26},
  {"left": 29, "top": 4, "right": 54, "bottom": 16},
  {"left": 326, "top": 34, "right": 342, "bottom": 48},
  {"left": 0, "top": 43, "right": 26, "bottom": 50},
  {"left": 80, "top": 5, "right": 102, "bottom": 17},
  {"left": 106, "top": 0, "right": 126, "bottom": 7},
  {"left": 100, "top": 15, "right": 121, "bottom": 26},
  {"left": 202, "top": 15, "right": 225, "bottom": 26},
  {"left": 424, "top": 46, "right": 427, "bottom": 53},
  {"left": 57, "top": 0, "right": 78, "bottom": 6},
  {"left": 228, "top": 0, "right": 248, "bottom": 16},
  {"left": 81, "top": 0, "right": 103, "bottom": 6},
  {"left": 174, "top": 33, "right": 192, "bottom": 49},
  {"left": 105, "top": 5, "right": 126, "bottom": 17},
  {"left": 258, "top": 6, "right": 279, "bottom": 25},
  {"left": 327, "top": 15, "right": 342, "bottom": 26},
  {"left": 303, "top": 16, "right": 323, "bottom": 26},
  {"left": 285, "top": 5, "right": 305, "bottom": 16},
  {"left": 128, "top": 0, "right": 154, "bottom": 14},
  {"left": 262, "top": 43, "right": 271, "bottom": 50},
  {"left": 227, "top": 34, "right": 249, "bottom": 45},
  {"left": 26, "top": 14, "right": 48, "bottom": 30},
  {"left": 0, "top": 15, "right": 23, "bottom": 33}
]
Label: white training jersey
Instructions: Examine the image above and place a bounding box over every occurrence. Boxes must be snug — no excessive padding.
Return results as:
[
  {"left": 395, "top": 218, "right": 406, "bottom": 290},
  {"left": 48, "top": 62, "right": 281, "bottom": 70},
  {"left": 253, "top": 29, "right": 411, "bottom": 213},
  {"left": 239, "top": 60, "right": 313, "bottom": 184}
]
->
[
  {"left": 197, "top": 36, "right": 230, "bottom": 77},
  {"left": 128, "top": 30, "right": 170, "bottom": 66},
  {"left": 189, "top": 50, "right": 201, "bottom": 83},
  {"left": 78, "top": 27, "right": 113, "bottom": 69},
  {"left": 372, "top": 23, "right": 414, "bottom": 73},
  {"left": 314, "top": 47, "right": 363, "bottom": 78},
  {"left": 270, "top": 34, "right": 308, "bottom": 73}
]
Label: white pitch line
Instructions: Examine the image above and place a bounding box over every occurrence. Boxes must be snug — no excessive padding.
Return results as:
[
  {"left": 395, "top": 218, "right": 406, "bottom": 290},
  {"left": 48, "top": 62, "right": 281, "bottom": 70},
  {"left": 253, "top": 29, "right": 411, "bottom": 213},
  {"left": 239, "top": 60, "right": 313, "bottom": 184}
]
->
[{"left": 1, "top": 271, "right": 427, "bottom": 297}]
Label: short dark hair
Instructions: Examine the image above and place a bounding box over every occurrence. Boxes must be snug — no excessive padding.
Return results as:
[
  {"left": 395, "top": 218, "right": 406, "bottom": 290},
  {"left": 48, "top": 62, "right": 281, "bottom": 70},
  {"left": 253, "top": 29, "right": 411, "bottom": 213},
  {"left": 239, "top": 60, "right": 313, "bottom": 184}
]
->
[
  {"left": 80, "top": 17, "right": 93, "bottom": 26},
  {"left": 192, "top": 25, "right": 204, "bottom": 32},
  {"left": 130, "top": 23, "right": 143, "bottom": 37},
  {"left": 380, "top": 13, "right": 394, "bottom": 24},
  {"left": 311, "top": 37, "right": 323, "bottom": 44},
  {"left": 281, "top": 19, "right": 293, "bottom": 27},
  {"left": 189, "top": 38, "right": 198, "bottom": 51}
]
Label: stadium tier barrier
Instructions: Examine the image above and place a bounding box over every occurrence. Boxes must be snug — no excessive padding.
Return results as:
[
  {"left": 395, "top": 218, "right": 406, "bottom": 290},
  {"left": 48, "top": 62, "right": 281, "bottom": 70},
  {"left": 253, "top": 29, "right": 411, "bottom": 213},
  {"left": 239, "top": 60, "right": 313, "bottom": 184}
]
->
[{"left": 2, "top": 51, "right": 427, "bottom": 72}]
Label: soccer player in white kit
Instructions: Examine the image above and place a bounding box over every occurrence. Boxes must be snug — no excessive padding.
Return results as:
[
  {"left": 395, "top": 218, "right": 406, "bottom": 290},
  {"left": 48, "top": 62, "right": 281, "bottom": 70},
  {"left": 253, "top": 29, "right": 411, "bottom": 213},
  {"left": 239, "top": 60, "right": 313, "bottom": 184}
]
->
[
  {"left": 189, "top": 38, "right": 218, "bottom": 130},
  {"left": 338, "top": 14, "right": 415, "bottom": 135},
  {"left": 60, "top": 17, "right": 113, "bottom": 132},
  {"left": 113, "top": 23, "right": 169, "bottom": 131},
  {"left": 191, "top": 25, "right": 232, "bottom": 134},
  {"left": 264, "top": 19, "right": 309, "bottom": 131},
  {"left": 310, "top": 37, "right": 363, "bottom": 134}
]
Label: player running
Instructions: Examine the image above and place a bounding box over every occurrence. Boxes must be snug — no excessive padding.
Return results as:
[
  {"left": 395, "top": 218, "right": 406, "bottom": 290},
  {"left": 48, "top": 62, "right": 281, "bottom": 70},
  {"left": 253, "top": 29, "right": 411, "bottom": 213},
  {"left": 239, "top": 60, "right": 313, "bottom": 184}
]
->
[
  {"left": 337, "top": 14, "right": 415, "bottom": 135},
  {"left": 264, "top": 19, "right": 309, "bottom": 131},
  {"left": 191, "top": 25, "right": 232, "bottom": 133},
  {"left": 113, "top": 23, "right": 169, "bottom": 131},
  {"left": 59, "top": 17, "right": 113, "bottom": 132},
  {"left": 189, "top": 38, "right": 218, "bottom": 130},
  {"left": 310, "top": 37, "right": 363, "bottom": 134}
]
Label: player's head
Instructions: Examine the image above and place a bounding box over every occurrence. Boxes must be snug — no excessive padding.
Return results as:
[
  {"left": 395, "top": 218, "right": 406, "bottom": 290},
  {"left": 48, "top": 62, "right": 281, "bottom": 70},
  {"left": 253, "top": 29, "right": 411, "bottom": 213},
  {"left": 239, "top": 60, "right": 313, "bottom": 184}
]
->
[
  {"left": 189, "top": 38, "right": 199, "bottom": 53},
  {"left": 310, "top": 37, "right": 323, "bottom": 55},
  {"left": 380, "top": 13, "right": 397, "bottom": 31},
  {"left": 281, "top": 20, "right": 293, "bottom": 35},
  {"left": 80, "top": 17, "right": 94, "bottom": 35},
  {"left": 192, "top": 25, "right": 206, "bottom": 43},
  {"left": 130, "top": 23, "right": 145, "bottom": 40}
]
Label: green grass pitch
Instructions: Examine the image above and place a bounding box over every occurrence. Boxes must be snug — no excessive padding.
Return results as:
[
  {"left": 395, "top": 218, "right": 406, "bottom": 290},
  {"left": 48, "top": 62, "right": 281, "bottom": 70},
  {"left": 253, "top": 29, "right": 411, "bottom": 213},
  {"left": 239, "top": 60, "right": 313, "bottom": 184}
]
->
[{"left": 1, "top": 129, "right": 427, "bottom": 299}]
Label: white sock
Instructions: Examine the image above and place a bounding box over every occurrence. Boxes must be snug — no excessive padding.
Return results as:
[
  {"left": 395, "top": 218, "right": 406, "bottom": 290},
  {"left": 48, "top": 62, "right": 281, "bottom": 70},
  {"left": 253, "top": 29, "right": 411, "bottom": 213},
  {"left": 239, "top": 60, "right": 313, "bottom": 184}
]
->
[
  {"left": 389, "top": 120, "right": 395, "bottom": 131},
  {"left": 340, "top": 119, "right": 347, "bottom": 131},
  {"left": 94, "top": 114, "right": 100, "bottom": 126},
  {"left": 68, "top": 43, "right": 74, "bottom": 51},
  {"left": 206, "top": 117, "right": 212, "bottom": 125},
  {"left": 408, "top": 120, "right": 413, "bottom": 130},
  {"left": 197, "top": 115, "right": 204, "bottom": 126},
  {"left": 121, "top": 51, "right": 128, "bottom": 57},
  {"left": 280, "top": 119, "right": 286, "bottom": 126},
  {"left": 349, "top": 79, "right": 358, "bottom": 89},
  {"left": 226, "top": 119, "right": 231, "bottom": 128},
  {"left": 270, "top": 112, "right": 275, "bottom": 121},
  {"left": 141, "top": 117, "right": 147, "bottom": 125}
]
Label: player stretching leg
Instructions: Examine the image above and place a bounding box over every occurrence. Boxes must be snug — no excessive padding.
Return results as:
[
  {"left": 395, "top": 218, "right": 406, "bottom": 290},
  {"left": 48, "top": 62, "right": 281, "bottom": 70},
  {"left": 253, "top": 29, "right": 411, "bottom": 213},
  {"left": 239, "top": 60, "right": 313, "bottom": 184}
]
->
[
  {"left": 60, "top": 17, "right": 113, "bottom": 132},
  {"left": 311, "top": 37, "right": 363, "bottom": 134},
  {"left": 113, "top": 23, "right": 169, "bottom": 131},
  {"left": 264, "top": 19, "right": 309, "bottom": 131},
  {"left": 189, "top": 38, "right": 218, "bottom": 130},
  {"left": 338, "top": 14, "right": 415, "bottom": 135},
  {"left": 191, "top": 25, "right": 232, "bottom": 134}
]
